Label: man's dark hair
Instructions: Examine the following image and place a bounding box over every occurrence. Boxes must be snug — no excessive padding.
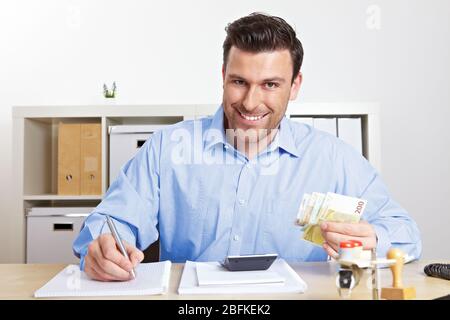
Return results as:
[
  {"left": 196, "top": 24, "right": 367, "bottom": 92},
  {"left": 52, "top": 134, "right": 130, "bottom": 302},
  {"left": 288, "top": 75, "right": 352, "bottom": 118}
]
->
[{"left": 223, "top": 12, "right": 304, "bottom": 83}]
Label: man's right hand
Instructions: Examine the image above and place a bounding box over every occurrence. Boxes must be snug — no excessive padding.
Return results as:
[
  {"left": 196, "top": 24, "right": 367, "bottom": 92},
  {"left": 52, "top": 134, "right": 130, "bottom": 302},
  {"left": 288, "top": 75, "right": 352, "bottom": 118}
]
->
[{"left": 84, "top": 234, "right": 144, "bottom": 281}]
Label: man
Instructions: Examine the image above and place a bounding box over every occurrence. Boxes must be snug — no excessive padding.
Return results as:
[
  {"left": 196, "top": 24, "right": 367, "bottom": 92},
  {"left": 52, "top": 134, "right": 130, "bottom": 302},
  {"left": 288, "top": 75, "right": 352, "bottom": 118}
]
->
[{"left": 73, "top": 13, "right": 421, "bottom": 281}]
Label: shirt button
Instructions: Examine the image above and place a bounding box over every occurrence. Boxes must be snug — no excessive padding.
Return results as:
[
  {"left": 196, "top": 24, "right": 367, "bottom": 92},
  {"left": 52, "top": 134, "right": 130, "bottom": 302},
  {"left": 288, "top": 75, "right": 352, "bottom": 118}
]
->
[
  {"left": 246, "top": 163, "right": 251, "bottom": 168},
  {"left": 233, "top": 235, "right": 240, "bottom": 241},
  {"left": 224, "top": 145, "right": 229, "bottom": 149},
  {"left": 238, "top": 199, "right": 246, "bottom": 205}
]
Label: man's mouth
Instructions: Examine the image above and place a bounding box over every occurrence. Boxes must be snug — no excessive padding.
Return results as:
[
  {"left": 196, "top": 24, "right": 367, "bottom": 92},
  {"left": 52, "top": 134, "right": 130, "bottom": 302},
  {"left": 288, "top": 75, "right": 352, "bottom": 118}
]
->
[{"left": 238, "top": 111, "right": 269, "bottom": 122}]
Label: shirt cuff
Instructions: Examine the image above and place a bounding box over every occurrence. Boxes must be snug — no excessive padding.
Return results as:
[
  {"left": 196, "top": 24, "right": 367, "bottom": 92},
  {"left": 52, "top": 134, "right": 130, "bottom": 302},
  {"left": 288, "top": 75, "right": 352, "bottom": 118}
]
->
[
  {"left": 79, "top": 254, "right": 86, "bottom": 271},
  {"left": 99, "top": 216, "right": 137, "bottom": 248},
  {"left": 372, "top": 224, "right": 391, "bottom": 258}
]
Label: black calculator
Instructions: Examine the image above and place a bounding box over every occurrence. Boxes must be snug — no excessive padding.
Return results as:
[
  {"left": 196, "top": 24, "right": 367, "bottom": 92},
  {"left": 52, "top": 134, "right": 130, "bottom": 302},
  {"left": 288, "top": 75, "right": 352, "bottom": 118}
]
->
[{"left": 221, "top": 253, "right": 278, "bottom": 271}]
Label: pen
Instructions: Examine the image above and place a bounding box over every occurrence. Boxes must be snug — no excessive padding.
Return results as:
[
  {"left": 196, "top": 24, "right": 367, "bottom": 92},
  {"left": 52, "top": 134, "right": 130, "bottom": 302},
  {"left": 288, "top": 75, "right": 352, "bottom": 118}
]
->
[{"left": 106, "top": 215, "right": 136, "bottom": 279}]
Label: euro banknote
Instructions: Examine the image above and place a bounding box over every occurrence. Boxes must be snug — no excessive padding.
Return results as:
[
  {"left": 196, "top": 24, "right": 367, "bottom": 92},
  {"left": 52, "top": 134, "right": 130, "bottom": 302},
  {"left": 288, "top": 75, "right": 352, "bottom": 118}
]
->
[{"left": 296, "top": 192, "right": 367, "bottom": 246}]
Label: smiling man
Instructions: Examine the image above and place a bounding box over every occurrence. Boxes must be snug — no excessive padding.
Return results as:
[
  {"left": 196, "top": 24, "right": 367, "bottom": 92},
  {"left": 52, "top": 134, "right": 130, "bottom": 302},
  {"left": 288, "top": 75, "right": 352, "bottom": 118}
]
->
[
  {"left": 73, "top": 13, "right": 421, "bottom": 281},
  {"left": 222, "top": 46, "right": 300, "bottom": 159}
]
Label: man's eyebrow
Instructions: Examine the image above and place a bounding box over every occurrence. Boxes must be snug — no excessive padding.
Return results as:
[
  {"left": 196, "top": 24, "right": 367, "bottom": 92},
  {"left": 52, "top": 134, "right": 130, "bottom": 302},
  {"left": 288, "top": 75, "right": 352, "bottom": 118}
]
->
[
  {"left": 262, "top": 77, "right": 286, "bottom": 83},
  {"left": 228, "top": 74, "right": 286, "bottom": 83},
  {"left": 228, "top": 74, "right": 245, "bottom": 79}
]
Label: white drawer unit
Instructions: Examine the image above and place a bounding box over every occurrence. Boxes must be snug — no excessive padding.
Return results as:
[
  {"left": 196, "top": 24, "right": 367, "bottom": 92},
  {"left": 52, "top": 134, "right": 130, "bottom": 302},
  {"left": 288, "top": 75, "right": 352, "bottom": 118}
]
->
[
  {"left": 26, "top": 207, "right": 94, "bottom": 263},
  {"left": 108, "top": 125, "right": 166, "bottom": 185}
]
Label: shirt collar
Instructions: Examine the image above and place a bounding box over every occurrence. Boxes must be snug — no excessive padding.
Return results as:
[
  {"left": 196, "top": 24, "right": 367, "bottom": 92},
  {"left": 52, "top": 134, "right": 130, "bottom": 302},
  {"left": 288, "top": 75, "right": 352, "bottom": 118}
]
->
[
  {"left": 275, "top": 115, "right": 301, "bottom": 157},
  {"left": 204, "top": 105, "right": 301, "bottom": 158},
  {"left": 203, "top": 105, "right": 227, "bottom": 150}
]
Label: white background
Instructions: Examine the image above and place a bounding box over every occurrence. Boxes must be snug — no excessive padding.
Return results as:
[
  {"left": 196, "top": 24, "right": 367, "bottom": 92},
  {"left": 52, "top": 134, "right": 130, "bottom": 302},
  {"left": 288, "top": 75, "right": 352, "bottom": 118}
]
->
[{"left": 0, "top": 0, "right": 449, "bottom": 261}]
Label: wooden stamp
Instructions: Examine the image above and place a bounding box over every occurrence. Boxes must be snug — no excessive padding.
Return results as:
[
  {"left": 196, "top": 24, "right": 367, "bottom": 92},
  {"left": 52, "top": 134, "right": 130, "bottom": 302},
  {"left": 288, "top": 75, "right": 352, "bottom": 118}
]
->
[{"left": 381, "top": 248, "right": 416, "bottom": 300}]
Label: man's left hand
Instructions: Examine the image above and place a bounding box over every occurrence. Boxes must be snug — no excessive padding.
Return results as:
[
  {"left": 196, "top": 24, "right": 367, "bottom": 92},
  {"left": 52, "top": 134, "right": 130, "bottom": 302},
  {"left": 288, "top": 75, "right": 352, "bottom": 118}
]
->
[{"left": 320, "top": 220, "right": 377, "bottom": 259}]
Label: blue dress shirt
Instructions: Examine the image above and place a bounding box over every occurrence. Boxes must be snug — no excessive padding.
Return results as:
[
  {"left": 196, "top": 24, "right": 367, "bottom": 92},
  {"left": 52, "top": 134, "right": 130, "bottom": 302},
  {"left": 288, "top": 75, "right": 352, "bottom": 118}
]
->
[{"left": 73, "top": 106, "right": 421, "bottom": 269}]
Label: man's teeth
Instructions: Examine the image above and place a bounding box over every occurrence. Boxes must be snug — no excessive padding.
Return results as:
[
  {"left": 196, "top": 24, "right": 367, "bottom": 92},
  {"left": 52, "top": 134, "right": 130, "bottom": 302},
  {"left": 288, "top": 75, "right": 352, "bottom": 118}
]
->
[{"left": 240, "top": 112, "right": 265, "bottom": 121}]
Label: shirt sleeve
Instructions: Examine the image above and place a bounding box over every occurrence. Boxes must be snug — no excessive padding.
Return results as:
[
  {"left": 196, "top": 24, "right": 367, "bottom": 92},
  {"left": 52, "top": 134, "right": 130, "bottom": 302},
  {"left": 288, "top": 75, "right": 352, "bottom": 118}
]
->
[
  {"left": 334, "top": 139, "right": 422, "bottom": 260},
  {"left": 72, "top": 131, "right": 162, "bottom": 269}
]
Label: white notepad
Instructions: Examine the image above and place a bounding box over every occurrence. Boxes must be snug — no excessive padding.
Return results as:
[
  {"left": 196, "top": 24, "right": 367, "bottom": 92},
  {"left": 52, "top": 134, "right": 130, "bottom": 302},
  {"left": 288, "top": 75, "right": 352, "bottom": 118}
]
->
[
  {"left": 34, "top": 261, "right": 171, "bottom": 298},
  {"left": 178, "top": 259, "right": 307, "bottom": 295},
  {"left": 196, "top": 262, "right": 285, "bottom": 286}
]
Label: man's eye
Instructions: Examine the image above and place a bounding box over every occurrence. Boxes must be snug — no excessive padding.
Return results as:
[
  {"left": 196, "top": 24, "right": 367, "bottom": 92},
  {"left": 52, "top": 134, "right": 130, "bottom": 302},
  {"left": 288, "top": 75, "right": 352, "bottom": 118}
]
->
[
  {"left": 233, "top": 80, "right": 245, "bottom": 86},
  {"left": 265, "top": 82, "right": 279, "bottom": 89}
]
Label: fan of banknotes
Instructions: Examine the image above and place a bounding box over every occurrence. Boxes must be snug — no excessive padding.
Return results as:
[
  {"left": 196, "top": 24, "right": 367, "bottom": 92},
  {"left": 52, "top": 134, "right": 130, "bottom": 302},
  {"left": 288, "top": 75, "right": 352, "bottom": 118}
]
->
[{"left": 296, "top": 192, "right": 368, "bottom": 246}]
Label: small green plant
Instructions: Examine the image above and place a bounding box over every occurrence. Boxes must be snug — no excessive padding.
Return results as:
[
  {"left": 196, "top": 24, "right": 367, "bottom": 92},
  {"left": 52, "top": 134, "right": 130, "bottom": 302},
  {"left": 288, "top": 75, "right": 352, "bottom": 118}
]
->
[{"left": 103, "top": 82, "right": 116, "bottom": 98}]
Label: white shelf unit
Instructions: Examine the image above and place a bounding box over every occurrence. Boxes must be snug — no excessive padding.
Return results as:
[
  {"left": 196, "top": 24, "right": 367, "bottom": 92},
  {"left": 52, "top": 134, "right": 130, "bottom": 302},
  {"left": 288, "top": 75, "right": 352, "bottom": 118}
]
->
[{"left": 11, "top": 103, "right": 380, "bottom": 263}]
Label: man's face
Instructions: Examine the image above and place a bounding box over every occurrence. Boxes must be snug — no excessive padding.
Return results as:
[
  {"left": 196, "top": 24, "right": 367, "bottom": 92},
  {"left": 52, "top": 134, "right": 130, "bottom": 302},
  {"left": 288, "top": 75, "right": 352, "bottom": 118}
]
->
[{"left": 222, "top": 46, "right": 302, "bottom": 144}]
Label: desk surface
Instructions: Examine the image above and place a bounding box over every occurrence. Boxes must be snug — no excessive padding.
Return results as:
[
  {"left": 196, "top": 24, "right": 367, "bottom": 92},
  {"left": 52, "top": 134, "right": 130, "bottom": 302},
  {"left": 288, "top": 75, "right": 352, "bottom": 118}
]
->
[{"left": 1, "top": 260, "right": 449, "bottom": 300}]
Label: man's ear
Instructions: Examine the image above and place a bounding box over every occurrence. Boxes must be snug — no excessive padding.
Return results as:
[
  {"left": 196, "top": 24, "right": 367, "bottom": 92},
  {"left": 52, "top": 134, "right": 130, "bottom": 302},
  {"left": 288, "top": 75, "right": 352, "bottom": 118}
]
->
[
  {"left": 222, "top": 64, "right": 226, "bottom": 89},
  {"left": 289, "top": 72, "right": 303, "bottom": 101},
  {"left": 222, "top": 64, "right": 226, "bottom": 80}
]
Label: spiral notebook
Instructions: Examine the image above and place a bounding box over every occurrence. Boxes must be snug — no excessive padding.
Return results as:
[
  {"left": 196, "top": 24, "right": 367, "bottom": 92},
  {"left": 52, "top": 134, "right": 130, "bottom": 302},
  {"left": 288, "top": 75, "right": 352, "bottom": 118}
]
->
[{"left": 34, "top": 261, "right": 171, "bottom": 298}]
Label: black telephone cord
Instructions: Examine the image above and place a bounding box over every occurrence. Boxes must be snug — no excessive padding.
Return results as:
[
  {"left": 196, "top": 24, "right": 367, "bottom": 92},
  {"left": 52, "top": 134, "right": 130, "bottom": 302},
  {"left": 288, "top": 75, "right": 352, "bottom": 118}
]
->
[{"left": 424, "top": 263, "right": 450, "bottom": 280}]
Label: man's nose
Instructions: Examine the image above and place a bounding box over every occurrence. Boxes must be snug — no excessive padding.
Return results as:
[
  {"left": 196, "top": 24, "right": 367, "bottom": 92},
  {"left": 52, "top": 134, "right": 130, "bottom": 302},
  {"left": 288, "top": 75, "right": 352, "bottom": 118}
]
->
[{"left": 242, "top": 86, "right": 262, "bottom": 112}]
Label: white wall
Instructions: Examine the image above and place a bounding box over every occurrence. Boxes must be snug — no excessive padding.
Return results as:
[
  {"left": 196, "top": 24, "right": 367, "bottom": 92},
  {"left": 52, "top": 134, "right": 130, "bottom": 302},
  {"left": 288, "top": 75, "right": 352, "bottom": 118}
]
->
[{"left": 1, "top": 0, "right": 449, "bottom": 262}]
